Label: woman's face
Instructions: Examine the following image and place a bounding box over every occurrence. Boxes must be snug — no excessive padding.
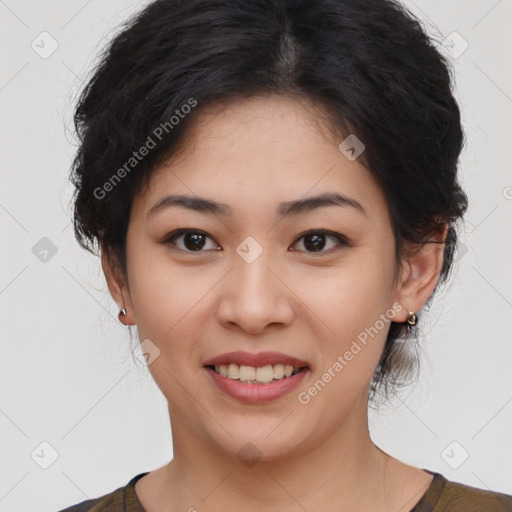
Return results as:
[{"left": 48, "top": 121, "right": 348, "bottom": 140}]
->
[{"left": 111, "top": 95, "right": 415, "bottom": 460}]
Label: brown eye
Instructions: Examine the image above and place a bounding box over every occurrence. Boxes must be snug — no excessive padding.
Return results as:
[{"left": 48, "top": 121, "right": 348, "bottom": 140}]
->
[
  {"left": 163, "top": 229, "right": 220, "bottom": 252},
  {"left": 162, "top": 229, "right": 347, "bottom": 254},
  {"left": 291, "top": 230, "right": 348, "bottom": 254}
]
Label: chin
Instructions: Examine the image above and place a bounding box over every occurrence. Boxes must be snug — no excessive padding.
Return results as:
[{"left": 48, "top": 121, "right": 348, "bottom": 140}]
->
[{"left": 206, "top": 421, "right": 309, "bottom": 463}]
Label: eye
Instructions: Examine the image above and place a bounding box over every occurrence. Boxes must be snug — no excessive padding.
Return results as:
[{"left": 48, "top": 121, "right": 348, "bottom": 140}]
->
[
  {"left": 162, "top": 229, "right": 220, "bottom": 252},
  {"left": 162, "top": 229, "right": 348, "bottom": 254},
  {"left": 290, "top": 230, "right": 348, "bottom": 254}
]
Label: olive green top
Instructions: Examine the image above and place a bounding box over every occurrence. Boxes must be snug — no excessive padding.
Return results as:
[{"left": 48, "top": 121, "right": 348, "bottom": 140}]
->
[{"left": 57, "top": 469, "right": 512, "bottom": 511}]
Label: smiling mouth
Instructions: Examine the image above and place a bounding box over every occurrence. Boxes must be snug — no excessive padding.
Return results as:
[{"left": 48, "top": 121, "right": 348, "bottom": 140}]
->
[{"left": 205, "top": 363, "right": 309, "bottom": 384}]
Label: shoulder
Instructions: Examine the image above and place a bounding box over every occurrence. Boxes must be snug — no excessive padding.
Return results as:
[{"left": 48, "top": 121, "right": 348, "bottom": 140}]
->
[
  {"left": 439, "top": 479, "right": 512, "bottom": 511},
  {"left": 56, "top": 489, "right": 122, "bottom": 512},
  {"left": 55, "top": 473, "right": 148, "bottom": 512},
  {"left": 427, "top": 472, "right": 512, "bottom": 512}
]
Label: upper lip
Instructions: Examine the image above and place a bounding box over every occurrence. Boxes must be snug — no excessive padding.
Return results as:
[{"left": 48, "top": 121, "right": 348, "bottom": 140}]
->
[{"left": 203, "top": 351, "right": 310, "bottom": 369}]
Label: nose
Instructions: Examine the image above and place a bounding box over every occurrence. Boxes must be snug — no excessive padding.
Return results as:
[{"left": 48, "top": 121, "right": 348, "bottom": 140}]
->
[{"left": 215, "top": 251, "right": 295, "bottom": 334}]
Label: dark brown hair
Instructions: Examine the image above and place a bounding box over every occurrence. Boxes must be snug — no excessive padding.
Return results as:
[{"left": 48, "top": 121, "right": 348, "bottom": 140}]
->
[{"left": 70, "top": 0, "right": 468, "bottom": 403}]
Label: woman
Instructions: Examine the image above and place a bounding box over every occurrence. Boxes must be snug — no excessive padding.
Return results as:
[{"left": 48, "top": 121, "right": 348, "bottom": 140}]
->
[{"left": 59, "top": 0, "right": 512, "bottom": 510}]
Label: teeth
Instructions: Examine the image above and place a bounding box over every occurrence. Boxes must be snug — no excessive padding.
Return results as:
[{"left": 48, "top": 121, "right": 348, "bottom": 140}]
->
[
  {"left": 212, "top": 363, "right": 304, "bottom": 383},
  {"left": 273, "top": 364, "right": 285, "bottom": 379},
  {"left": 227, "top": 363, "right": 239, "bottom": 379},
  {"left": 239, "top": 364, "right": 256, "bottom": 381},
  {"left": 256, "top": 365, "right": 274, "bottom": 383}
]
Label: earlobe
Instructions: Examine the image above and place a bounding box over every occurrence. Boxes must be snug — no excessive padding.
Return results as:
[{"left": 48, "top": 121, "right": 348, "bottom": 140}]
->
[
  {"left": 394, "top": 226, "right": 448, "bottom": 323},
  {"left": 100, "top": 243, "right": 135, "bottom": 325}
]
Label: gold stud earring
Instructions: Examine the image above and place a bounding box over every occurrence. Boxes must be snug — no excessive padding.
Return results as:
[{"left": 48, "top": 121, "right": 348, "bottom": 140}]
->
[{"left": 405, "top": 311, "right": 416, "bottom": 336}]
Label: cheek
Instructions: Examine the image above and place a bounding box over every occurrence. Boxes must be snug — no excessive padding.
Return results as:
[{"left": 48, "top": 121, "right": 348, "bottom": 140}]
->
[
  {"left": 295, "top": 264, "right": 393, "bottom": 415},
  {"left": 299, "top": 250, "right": 394, "bottom": 364},
  {"left": 126, "top": 245, "right": 206, "bottom": 344},
  {"left": 127, "top": 254, "right": 208, "bottom": 400}
]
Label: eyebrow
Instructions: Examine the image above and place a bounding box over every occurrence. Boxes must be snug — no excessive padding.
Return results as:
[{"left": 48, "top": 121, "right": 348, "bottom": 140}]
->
[{"left": 147, "top": 192, "right": 366, "bottom": 218}]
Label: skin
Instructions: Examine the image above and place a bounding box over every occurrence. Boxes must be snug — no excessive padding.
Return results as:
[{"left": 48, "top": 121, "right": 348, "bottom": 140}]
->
[{"left": 102, "top": 94, "right": 447, "bottom": 512}]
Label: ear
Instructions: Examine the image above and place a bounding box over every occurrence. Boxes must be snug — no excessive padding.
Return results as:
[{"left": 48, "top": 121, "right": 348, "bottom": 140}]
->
[
  {"left": 394, "top": 225, "right": 448, "bottom": 323},
  {"left": 100, "top": 242, "right": 135, "bottom": 325}
]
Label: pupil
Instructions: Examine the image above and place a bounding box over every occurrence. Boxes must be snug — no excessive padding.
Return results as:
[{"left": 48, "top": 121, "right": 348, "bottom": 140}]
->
[
  {"left": 185, "top": 233, "right": 205, "bottom": 251},
  {"left": 183, "top": 233, "right": 326, "bottom": 252},
  {"left": 304, "top": 234, "right": 325, "bottom": 252}
]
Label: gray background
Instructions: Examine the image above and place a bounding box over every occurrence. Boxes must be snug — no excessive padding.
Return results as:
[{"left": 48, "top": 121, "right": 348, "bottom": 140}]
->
[{"left": 1, "top": 1, "right": 511, "bottom": 511}]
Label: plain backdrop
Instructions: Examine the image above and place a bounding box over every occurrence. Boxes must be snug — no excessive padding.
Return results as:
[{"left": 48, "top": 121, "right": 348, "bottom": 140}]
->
[{"left": 1, "top": 1, "right": 511, "bottom": 511}]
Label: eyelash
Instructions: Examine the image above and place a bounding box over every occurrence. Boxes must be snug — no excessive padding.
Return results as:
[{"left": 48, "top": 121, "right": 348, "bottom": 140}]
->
[{"left": 161, "top": 229, "right": 348, "bottom": 255}]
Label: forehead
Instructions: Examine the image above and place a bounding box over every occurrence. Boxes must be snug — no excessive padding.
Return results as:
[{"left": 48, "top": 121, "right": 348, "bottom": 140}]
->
[{"left": 131, "top": 94, "right": 388, "bottom": 223}]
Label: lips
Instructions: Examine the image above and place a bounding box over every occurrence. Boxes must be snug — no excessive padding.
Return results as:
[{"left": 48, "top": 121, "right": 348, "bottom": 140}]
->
[
  {"left": 204, "top": 365, "right": 310, "bottom": 403},
  {"left": 202, "top": 350, "right": 310, "bottom": 369}
]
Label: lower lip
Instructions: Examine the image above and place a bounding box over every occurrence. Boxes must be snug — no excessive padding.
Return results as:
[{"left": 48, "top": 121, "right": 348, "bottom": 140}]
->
[{"left": 204, "top": 367, "right": 309, "bottom": 404}]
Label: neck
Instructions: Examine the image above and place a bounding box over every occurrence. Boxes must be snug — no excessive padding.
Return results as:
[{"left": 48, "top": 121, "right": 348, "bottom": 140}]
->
[{"left": 163, "top": 403, "right": 394, "bottom": 512}]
